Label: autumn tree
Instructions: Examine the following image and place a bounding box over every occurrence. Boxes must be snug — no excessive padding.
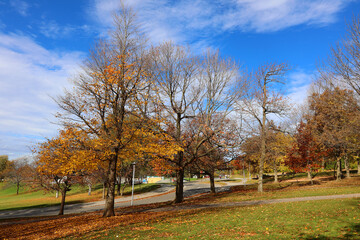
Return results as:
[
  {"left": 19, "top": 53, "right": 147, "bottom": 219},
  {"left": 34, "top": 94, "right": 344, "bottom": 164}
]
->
[
  {"left": 187, "top": 116, "right": 240, "bottom": 193},
  {"left": 317, "top": 15, "right": 360, "bottom": 176},
  {"left": 239, "top": 62, "right": 290, "bottom": 192},
  {"left": 53, "top": 4, "right": 159, "bottom": 217},
  {"left": 35, "top": 127, "right": 96, "bottom": 215},
  {"left": 0, "top": 155, "right": 9, "bottom": 180},
  {"left": 266, "top": 128, "right": 293, "bottom": 183},
  {"left": 5, "top": 157, "right": 34, "bottom": 195},
  {"left": 240, "top": 126, "right": 291, "bottom": 183},
  {"left": 286, "top": 121, "right": 326, "bottom": 184},
  {"left": 307, "top": 87, "right": 359, "bottom": 180},
  {"left": 238, "top": 134, "right": 261, "bottom": 179}
]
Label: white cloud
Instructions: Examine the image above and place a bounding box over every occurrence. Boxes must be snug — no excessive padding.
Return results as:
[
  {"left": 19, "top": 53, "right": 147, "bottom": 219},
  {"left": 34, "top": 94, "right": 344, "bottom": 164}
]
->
[
  {"left": 10, "top": 0, "right": 29, "bottom": 16},
  {"left": 0, "top": 32, "right": 84, "bottom": 159},
  {"left": 286, "top": 69, "right": 313, "bottom": 106},
  {"left": 90, "top": 0, "right": 352, "bottom": 46}
]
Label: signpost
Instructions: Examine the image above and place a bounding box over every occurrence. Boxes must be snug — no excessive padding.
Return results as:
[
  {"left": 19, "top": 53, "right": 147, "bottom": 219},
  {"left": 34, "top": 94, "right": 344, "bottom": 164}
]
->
[{"left": 131, "top": 162, "right": 136, "bottom": 206}]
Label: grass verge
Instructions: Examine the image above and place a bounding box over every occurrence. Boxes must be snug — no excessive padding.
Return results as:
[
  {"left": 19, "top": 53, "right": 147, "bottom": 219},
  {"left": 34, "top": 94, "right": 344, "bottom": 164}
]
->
[
  {"left": 3, "top": 196, "right": 356, "bottom": 240},
  {"left": 196, "top": 175, "right": 360, "bottom": 204},
  {"left": 0, "top": 183, "right": 161, "bottom": 211},
  {"left": 82, "top": 198, "right": 360, "bottom": 240}
]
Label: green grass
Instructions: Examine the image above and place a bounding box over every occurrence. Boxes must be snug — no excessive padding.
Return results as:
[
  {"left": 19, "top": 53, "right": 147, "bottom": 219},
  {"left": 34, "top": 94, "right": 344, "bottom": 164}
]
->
[
  {"left": 206, "top": 176, "right": 360, "bottom": 204},
  {"left": 80, "top": 198, "right": 360, "bottom": 239},
  {"left": 0, "top": 182, "right": 160, "bottom": 211},
  {"left": 71, "top": 175, "right": 360, "bottom": 239},
  {"left": 183, "top": 178, "right": 199, "bottom": 181},
  {"left": 3, "top": 174, "right": 360, "bottom": 239}
]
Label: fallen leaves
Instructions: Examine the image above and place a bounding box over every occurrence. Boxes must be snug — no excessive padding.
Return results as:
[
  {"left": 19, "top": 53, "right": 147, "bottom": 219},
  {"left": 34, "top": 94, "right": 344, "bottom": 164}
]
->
[{"left": 0, "top": 210, "right": 171, "bottom": 240}]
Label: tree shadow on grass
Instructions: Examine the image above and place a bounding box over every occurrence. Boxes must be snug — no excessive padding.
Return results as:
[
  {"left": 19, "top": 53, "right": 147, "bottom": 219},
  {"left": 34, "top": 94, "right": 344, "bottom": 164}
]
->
[
  {"left": 343, "top": 223, "right": 360, "bottom": 239},
  {"left": 302, "top": 224, "right": 360, "bottom": 240},
  {"left": 304, "top": 235, "right": 331, "bottom": 240},
  {"left": 0, "top": 200, "right": 85, "bottom": 212}
]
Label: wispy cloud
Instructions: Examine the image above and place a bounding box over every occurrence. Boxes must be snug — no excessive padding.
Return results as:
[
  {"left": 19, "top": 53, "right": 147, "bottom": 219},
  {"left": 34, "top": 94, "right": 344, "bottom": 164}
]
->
[
  {"left": 10, "top": 0, "right": 29, "bottom": 16},
  {"left": 222, "top": 0, "right": 349, "bottom": 32},
  {"left": 90, "top": 0, "right": 352, "bottom": 46},
  {"left": 39, "top": 20, "right": 92, "bottom": 39},
  {"left": 286, "top": 69, "right": 314, "bottom": 106},
  {"left": 0, "top": 32, "right": 84, "bottom": 159}
]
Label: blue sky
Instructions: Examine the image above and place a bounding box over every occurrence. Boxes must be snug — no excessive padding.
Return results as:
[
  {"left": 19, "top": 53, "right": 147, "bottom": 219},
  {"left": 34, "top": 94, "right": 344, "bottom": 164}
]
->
[{"left": 0, "top": 0, "right": 359, "bottom": 159}]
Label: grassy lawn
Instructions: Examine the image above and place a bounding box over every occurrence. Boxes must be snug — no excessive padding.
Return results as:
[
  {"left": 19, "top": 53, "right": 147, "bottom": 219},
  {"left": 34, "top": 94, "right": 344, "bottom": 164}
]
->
[
  {"left": 199, "top": 175, "right": 360, "bottom": 204},
  {"left": 0, "top": 182, "right": 161, "bottom": 211},
  {"left": 1, "top": 174, "right": 360, "bottom": 239},
  {"left": 80, "top": 198, "right": 360, "bottom": 239}
]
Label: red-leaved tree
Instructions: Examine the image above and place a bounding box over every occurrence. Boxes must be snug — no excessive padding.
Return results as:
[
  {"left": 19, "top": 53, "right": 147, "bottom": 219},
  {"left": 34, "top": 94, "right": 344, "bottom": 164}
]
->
[{"left": 286, "top": 121, "right": 327, "bottom": 184}]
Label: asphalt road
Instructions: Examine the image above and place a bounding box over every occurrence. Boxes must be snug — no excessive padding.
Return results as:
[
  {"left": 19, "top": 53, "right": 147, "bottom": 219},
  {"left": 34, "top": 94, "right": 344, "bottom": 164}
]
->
[{"left": 0, "top": 180, "right": 241, "bottom": 220}]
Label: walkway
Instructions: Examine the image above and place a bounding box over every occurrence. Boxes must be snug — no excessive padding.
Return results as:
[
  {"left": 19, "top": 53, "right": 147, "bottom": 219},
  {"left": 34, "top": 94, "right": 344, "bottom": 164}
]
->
[{"left": 0, "top": 180, "right": 241, "bottom": 219}]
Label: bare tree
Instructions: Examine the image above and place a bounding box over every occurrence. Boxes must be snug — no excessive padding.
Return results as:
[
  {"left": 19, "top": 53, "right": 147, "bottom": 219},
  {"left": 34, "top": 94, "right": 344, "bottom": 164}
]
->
[
  {"left": 150, "top": 45, "right": 242, "bottom": 201},
  {"left": 149, "top": 42, "right": 200, "bottom": 203},
  {"left": 188, "top": 49, "right": 242, "bottom": 194},
  {"left": 238, "top": 62, "right": 290, "bottom": 192},
  {"left": 323, "top": 15, "right": 360, "bottom": 98}
]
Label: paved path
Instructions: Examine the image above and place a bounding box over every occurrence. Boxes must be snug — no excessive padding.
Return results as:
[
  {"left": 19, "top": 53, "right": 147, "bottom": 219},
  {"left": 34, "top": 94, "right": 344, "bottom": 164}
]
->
[
  {"left": 0, "top": 180, "right": 359, "bottom": 221},
  {"left": 0, "top": 180, "right": 241, "bottom": 220},
  {"left": 0, "top": 184, "right": 174, "bottom": 220}
]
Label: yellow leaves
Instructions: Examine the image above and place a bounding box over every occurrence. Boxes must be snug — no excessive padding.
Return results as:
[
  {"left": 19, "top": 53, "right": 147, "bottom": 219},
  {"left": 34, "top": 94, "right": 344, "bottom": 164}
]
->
[{"left": 35, "top": 126, "right": 101, "bottom": 176}]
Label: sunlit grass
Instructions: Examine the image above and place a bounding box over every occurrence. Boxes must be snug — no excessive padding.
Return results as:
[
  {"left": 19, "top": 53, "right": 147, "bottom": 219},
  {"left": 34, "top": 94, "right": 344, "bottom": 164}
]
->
[
  {"left": 82, "top": 198, "right": 360, "bottom": 239},
  {"left": 201, "top": 175, "right": 360, "bottom": 204},
  {"left": 2, "top": 175, "right": 360, "bottom": 239},
  {"left": 0, "top": 182, "right": 160, "bottom": 211}
]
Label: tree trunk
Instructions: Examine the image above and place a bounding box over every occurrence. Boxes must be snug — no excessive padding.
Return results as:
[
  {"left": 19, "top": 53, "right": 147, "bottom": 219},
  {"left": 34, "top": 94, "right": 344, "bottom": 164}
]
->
[
  {"left": 88, "top": 184, "right": 92, "bottom": 195},
  {"left": 258, "top": 126, "right": 266, "bottom": 192},
  {"left": 273, "top": 160, "right": 278, "bottom": 183},
  {"left": 336, "top": 157, "right": 342, "bottom": 181},
  {"left": 56, "top": 190, "right": 59, "bottom": 198},
  {"left": 102, "top": 182, "right": 106, "bottom": 199},
  {"left": 58, "top": 188, "right": 66, "bottom": 215},
  {"left": 306, "top": 159, "right": 313, "bottom": 185},
  {"left": 174, "top": 110, "right": 185, "bottom": 203},
  {"left": 321, "top": 158, "right": 325, "bottom": 171},
  {"left": 242, "top": 159, "right": 246, "bottom": 181},
  {"left": 209, "top": 171, "right": 216, "bottom": 193},
  {"left": 358, "top": 159, "right": 360, "bottom": 175},
  {"left": 258, "top": 73, "right": 268, "bottom": 193},
  {"left": 121, "top": 182, "right": 127, "bottom": 196},
  {"left": 16, "top": 182, "right": 19, "bottom": 195},
  {"left": 103, "top": 156, "right": 117, "bottom": 217},
  {"left": 344, "top": 155, "right": 350, "bottom": 178},
  {"left": 307, "top": 168, "right": 313, "bottom": 185},
  {"left": 248, "top": 164, "right": 251, "bottom": 180},
  {"left": 117, "top": 175, "right": 121, "bottom": 196},
  {"left": 175, "top": 167, "right": 185, "bottom": 203}
]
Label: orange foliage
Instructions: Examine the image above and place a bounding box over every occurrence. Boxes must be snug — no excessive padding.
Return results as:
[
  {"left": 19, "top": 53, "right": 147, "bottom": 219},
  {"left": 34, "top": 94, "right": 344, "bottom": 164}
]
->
[{"left": 35, "top": 127, "right": 99, "bottom": 176}]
